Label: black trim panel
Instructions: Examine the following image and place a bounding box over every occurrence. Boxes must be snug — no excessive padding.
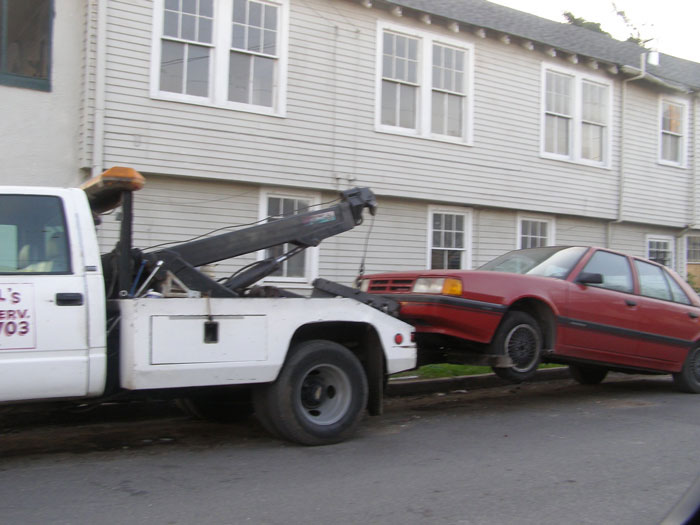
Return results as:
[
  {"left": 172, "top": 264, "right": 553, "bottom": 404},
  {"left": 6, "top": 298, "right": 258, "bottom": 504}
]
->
[{"left": 558, "top": 316, "right": 692, "bottom": 348}]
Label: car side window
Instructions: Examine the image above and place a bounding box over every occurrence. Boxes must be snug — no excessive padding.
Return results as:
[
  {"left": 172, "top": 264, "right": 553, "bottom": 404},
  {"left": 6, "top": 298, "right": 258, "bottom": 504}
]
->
[
  {"left": 664, "top": 269, "right": 692, "bottom": 305},
  {"left": 580, "top": 251, "right": 633, "bottom": 293},
  {"left": 0, "top": 195, "right": 70, "bottom": 274},
  {"left": 634, "top": 260, "right": 672, "bottom": 301}
]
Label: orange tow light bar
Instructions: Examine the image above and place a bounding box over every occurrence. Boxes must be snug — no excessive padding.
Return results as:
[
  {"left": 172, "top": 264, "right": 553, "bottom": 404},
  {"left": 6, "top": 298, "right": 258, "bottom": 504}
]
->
[{"left": 80, "top": 166, "right": 146, "bottom": 214}]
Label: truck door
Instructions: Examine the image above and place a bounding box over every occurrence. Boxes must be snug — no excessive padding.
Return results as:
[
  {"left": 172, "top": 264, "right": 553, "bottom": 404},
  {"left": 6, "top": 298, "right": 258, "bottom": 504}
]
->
[{"left": 0, "top": 192, "right": 90, "bottom": 401}]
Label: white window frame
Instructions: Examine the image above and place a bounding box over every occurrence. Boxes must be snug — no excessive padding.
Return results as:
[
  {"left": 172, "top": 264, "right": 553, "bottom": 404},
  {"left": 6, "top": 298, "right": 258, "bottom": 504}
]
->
[
  {"left": 686, "top": 235, "right": 700, "bottom": 264},
  {"left": 658, "top": 96, "right": 688, "bottom": 168},
  {"left": 426, "top": 206, "right": 472, "bottom": 269},
  {"left": 646, "top": 235, "right": 675, "bottom": 268},
  {"left": 540, "top": 63, "right": 612, "bottom": 168},
  {"left": 517, "top": 215, "right": 555, "bottom": 249},
  {"left": 150, "top": 0, "right": 289, "bottom": 117},
  {"left": 257, "top": 188, "right": 320, "bottom": 287},
  {"left": 375, "top": 21, "right": 474, "bottom": 145}
]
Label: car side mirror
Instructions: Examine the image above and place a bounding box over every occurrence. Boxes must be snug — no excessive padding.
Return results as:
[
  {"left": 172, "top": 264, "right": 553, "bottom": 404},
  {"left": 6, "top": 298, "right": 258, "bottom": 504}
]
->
[{"left": 576, "top": 272, "right": 604, "bottom": 285}]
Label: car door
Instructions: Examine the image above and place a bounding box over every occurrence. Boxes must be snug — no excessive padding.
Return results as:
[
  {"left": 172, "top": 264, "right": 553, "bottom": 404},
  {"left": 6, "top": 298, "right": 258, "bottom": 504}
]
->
[
  {"left": 558, "top": 249, "right": 640, "bottom": 363},
  {"left": 629, "top": 259, "right": 700, "bottom": 369},
  {"left": 0, "top": 192, "right": 90, "bottom": 402}
]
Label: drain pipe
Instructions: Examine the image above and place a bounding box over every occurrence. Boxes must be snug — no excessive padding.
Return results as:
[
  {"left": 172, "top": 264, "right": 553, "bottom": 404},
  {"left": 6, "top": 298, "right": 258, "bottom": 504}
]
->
[
  {"left": 608, "top": 53, "right": 648, "bottom": 247},
  {"left": 91, "top": 0, "right": 108, "bottom": 177}
]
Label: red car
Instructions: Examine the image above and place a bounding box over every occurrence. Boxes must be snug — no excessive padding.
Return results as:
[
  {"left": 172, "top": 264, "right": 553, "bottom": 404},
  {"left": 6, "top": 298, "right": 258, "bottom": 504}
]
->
[{"left": 359, "top": 246, "right": 700, "bottom": 392}]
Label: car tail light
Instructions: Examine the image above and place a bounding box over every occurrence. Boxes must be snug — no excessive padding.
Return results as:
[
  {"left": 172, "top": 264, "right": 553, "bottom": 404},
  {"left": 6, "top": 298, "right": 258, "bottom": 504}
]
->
[
  {"left": 412, "top": 277, "right": 462, "bottom": 296},
  {"left": 394, "top": 333, "right": 404, "bottom": 344}
]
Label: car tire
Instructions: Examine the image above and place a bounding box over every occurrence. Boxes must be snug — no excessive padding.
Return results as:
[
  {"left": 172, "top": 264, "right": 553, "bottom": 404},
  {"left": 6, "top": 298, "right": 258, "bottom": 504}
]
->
[
  {"left": 569, "top": 364, "right": 608, "bottom": 385},
  {"left": 491, "top": 311, "right": 542, "bottom": 383},
  {"left": 672, "top": 346, "right": 700, "bottom": 393},
  {"left": 252, "top": 340, "right": 368, "bottom": 445}
]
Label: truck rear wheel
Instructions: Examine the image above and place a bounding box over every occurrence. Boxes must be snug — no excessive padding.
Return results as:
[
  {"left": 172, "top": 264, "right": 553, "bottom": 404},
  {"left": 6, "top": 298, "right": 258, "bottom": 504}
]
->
[{"left": 253, "top": 340, "right": 368, "bottom": 446}]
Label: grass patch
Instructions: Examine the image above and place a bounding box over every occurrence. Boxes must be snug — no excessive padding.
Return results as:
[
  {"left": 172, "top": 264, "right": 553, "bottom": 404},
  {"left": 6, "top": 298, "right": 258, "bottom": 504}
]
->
[{"left": 392, "top": 363, "right": 563, "bottom": 380}]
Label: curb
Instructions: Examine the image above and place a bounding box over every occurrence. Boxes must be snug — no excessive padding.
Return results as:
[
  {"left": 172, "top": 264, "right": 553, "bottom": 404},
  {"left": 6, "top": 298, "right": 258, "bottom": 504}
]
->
[{"left": 386, "top": 367, "right": 572, "bottom": 396}]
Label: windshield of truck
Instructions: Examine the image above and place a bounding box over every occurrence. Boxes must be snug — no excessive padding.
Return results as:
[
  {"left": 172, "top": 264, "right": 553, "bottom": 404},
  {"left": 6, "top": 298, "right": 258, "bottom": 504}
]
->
[{"left": 479, "top": 246, "right": 587, "bottom": 279}]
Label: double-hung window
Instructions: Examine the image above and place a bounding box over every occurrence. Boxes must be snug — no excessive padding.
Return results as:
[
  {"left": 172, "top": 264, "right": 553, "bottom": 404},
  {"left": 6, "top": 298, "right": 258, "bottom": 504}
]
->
[
  {"left": 0, "top": 0, "right": 52, "bottom": 91},
  {"left": 687, "top": 236, "right": 700, "bottom": 264},
  {"left": 647, "top": 236, "right": 674, "bottom": 267},
  {"left": 259, "top": 190, "right": 319, "bottom": 284},
  {"left": 378, "top": 23, "right": 472, "bottom": 143},
  {"left": 660, "top": 99, "right": 686, "bottom": 166},
  {"left": 152, "top": 0, "right": 287, "bottom": 115},
  {"left": 518, "top": 217, "right": 554, "bottom": 249},
  {"left": 542, "top": 66, "right": 611, "bottom": 166},
  {"left": 428, "top": 208, "right": 471, "bottom": 269}
]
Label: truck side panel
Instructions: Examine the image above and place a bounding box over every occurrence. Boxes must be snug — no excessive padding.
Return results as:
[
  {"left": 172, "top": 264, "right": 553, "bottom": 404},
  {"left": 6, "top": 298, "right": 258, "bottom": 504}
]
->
[{"left": 118, "top": 297, "right": 414, "bottom": 390}]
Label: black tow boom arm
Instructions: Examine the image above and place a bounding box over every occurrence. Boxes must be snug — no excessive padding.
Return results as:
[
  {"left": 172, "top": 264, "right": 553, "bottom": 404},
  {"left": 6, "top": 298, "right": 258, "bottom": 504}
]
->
[{"left": 140, "top": 187, "right": 377, "bottom": 297}]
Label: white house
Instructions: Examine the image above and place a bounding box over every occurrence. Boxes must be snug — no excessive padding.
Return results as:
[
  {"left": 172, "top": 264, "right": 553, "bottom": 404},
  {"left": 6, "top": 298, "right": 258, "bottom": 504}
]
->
[{"left": 1, "top": 0, "right": 698, "bottom": 288}]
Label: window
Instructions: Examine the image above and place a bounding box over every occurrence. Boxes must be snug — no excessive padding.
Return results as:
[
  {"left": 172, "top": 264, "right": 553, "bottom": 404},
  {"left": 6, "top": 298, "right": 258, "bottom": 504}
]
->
[
  {"left": 0, "top": 0, "right": 52, "bottom": 91},
  {"left": 687, "top": 236, "right": 700, "bottom": 263},
  {"left": 581, "top": 251, "right": 633, "bottom": 293},
  {"left": 542, "top": 66, "right": 610, "bottom": 165},
  {"left": 518, "top": 217, "right": 554, "bottom": 249},
  {"left": 429, "top": 210, "right": 470, "bottom": 269},
  {"left": 152, "top": 0, "right": 287, "bottom": 115},
  {"left": 260, "top": 190, "right": 319, "bottom": 283},
  {"left": 635, "top": 260, "right": 691, "bottom": 304},
  {"left": 0, "top": 195, "right": 69, "bottom": 274},
  {"left": 647, "top": 236, "right": 674, "bottom": 267},
  {"left": 660, "top": 99, "right": 686, "bottom": 166},
  {"left": 378, "top": 23, "right": 472, "bottom": 143}
]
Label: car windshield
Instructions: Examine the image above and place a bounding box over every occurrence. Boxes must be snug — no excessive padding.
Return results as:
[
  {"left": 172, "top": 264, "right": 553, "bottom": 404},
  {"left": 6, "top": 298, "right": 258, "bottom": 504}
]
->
[{"left": 479, "top": 246, "right": 588, "bottom": 279}]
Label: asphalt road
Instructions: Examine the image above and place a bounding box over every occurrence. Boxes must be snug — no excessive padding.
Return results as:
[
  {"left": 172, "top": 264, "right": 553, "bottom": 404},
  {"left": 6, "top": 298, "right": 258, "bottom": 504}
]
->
[{"left": 1, "top": 373, "right": 698, "bottom": 524}]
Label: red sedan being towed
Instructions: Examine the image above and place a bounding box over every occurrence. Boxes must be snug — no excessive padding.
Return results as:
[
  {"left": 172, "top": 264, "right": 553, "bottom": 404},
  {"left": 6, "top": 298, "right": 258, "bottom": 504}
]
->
[{"left": 359, "top": 246, "right": 700, "bottom": 392}]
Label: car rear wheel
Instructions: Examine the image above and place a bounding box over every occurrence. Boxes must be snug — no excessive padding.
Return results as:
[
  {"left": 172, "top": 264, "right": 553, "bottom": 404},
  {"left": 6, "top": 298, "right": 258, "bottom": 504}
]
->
[
  {"left": 673, "top": 346, "right": 700, "bottom": 393},
  {"left": 491, "top": 311, "right": 542, "bottom": 383},
  {"left": 569, "top": 364, "right": 608, "bottom": 385}
]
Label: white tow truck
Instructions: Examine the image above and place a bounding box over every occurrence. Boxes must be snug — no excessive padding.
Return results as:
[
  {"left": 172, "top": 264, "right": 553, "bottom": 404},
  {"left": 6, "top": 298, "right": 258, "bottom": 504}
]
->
[{"left": 0, "top": 167, "right": 415, "bottom": 445}]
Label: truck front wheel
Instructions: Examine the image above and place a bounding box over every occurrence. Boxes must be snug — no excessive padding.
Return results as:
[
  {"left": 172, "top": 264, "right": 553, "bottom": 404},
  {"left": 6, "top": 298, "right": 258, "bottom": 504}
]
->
[{"left": 253, "top": 340, "right": 368, "bottom": 446}]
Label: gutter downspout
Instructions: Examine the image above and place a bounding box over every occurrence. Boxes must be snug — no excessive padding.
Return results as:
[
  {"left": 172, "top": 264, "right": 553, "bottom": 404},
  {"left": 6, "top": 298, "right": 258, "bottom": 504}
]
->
[
  {"left": 608, "top": 54, "right": 647, "bottom": 248},
  {"left": 91, "top": 0, "right": 108, "bottom": 178}
]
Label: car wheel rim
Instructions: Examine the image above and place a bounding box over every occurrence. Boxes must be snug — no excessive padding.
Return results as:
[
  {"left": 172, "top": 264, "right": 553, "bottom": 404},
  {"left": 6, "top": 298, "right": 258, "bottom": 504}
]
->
[
  {"left": 505, "top": 324, "right": 540, "bottom": 373},
  {"left": 296, "top": 364, "right": 352, "bottom": 426}
]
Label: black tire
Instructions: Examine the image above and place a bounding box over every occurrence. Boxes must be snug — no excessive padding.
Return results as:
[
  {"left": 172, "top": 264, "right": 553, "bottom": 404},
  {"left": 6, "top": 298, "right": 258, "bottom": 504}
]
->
[
  {"left": 175, "top": 389, "right": 253, "bottom": 423},
  {"left": 491, "top": 311, "right": 542, "bottom": 383},
  {"left": 569, "top": 364, "right": 608, "bottom": 385},
  {"left": 673, "top": 346, "right": 700, "bottom": 393},
  {"left": 252, "top": 340, "right": 368, "bottom": 446}
]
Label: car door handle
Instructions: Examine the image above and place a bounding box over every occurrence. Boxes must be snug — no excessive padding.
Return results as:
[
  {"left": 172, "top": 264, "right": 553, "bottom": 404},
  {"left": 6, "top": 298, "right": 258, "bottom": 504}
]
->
[
  {"left": 688, "top": 312, "right": 699, "bottom": 319},
  {"left": 56, "top": 293, "right": 84, "bottom": 306},
  {"left": 625, "top": 300, "right": 637, "bottom": 307}
]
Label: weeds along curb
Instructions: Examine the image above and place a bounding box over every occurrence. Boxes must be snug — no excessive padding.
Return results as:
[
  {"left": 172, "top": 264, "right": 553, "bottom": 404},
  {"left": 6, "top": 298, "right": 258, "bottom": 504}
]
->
[{"left": 386, "top": 367, "right": 572, "bottom": 397}]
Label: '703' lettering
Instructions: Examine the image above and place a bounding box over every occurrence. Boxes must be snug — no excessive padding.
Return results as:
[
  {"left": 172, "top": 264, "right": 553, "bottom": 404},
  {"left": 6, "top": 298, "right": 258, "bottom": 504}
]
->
[{"left": 0, "top": 321, "right": 30, "bottom": 337}]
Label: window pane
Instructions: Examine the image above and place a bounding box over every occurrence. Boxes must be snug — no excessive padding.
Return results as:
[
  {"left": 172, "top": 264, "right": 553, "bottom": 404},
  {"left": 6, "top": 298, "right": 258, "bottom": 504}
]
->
[
  {"left": 447, "top": 93, "right": 463, "bottom": 137},
  {"left": 200, "top": 0, "right": 213, "bottom": 18},
  {"left": 582, "top": 123, "right": 603, "bottom": 161},
  {"left": 186, "top": 44, "right": 209, "bottom": 96},
  {"left": 163, "top": 10, "right": 179, "bottom": 38},
  {"left": 399, "top": 85, "right": 416, "bottom": 128},
  {"left": 160, "top": 40, "right": 185, "bottom": 93},
  {"left": 431, "top": 91, "right": 445, "bottom": 135},
  {"left": 252, "top": 56, "right": 274, "bottom": 106},
  {"left": 263, "top": 29, "right": 276, "bottom": 55},
  {"left": 182, "top": 0, "right": 196, "bottom": 15},
  {"left": 688, "top": 236, "right": 700, "bottom": 263},
  {"left": 264, "top": 4, "right": 278, "bottom": 30},
  {"left": 286, "top": 251, "right": 306, "bottom": 277},
  {"left": 249, "top": 1, "right": 262, "bottom": 27},
  {"left": 198, "top": 17, "right": 212, "bottom": 43},
  {"left": 0, "top": 195, "right": 70, "bottom": 274},
  {"left": 662, "top": 133, "right": 680, "bottom": 162},
  {"left": 248, "top": 27, "right": 262, "bottom": 52},
  {"left": 182, "top": 14, "right": 196, "bottom": 40},
  {"left": 4, "top": 0, "right": 51, "bottom": 80},
  {"left": 635, "top": 260, "right": 672, "bottom": 301},
  {"left": 228, "top": 51, "right": 251, "bottom": 102},
  {"left": 232, "top": 24, "right": 246, "bottom": 50},
  {"left": 431, "top": 250, "right": 445, "bottom": 270},
  {"left": 381, "top": 80, "right": 397, "bottom": 126},
  {"left": 582, "top": 251, "right": 633, "bottom": 293},
  {"left": 648, "top": 240, "right": 672, "bottom": 266}
]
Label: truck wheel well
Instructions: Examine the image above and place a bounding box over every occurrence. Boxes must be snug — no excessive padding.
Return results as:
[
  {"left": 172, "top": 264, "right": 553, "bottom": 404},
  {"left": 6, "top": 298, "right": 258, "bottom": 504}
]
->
[
  {"left": 290, "top": 322, "right": 385, "bottom": 416},
  {"left": 507, "top": 299, "right": 556, "bottom": 351}
]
